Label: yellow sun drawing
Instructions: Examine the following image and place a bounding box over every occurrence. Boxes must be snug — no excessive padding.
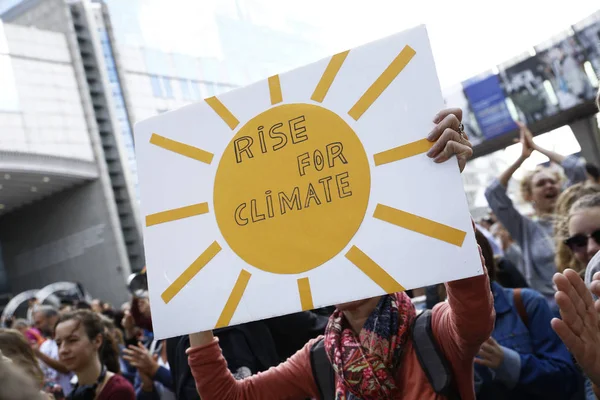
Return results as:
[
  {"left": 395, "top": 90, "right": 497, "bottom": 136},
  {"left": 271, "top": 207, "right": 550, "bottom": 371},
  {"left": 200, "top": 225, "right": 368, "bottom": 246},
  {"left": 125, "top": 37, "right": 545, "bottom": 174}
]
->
[{"left": 140, "top": 36, "right": 467, "bottom": 331}]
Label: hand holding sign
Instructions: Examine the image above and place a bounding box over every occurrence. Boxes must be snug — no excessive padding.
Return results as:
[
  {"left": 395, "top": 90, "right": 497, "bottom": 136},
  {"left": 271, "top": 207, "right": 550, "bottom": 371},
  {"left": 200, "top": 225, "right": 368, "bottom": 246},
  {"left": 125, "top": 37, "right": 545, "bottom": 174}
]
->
[{"left": 426, "top": 108, "right": 472, "bottom": 171}]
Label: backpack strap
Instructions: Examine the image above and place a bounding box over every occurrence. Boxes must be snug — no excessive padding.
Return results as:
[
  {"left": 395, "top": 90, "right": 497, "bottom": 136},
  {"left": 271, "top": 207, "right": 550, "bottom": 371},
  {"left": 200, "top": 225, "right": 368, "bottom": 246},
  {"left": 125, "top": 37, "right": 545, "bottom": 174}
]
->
[
  {"left": 310, "top": 312, "right": 461, "bottom": 400},
  {"left": 513, "top": 288, "right": 529, "bottom": 328},
  {"left": 310, "top": 337, "right": 336, "bottom": 400},
  {"left": 412, "top": 310, "right": 461, "bottom": 400}
]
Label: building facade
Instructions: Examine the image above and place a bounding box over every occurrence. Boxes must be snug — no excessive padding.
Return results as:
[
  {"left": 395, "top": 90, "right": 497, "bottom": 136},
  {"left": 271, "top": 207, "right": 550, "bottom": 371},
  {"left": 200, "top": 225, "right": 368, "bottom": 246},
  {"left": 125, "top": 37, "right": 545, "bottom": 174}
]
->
[
  {"left": 0, "top": 0, "right": 327, "bottom": 307},
  {"left": 0, "top": 0, "right": 146, "bottom": 306}
]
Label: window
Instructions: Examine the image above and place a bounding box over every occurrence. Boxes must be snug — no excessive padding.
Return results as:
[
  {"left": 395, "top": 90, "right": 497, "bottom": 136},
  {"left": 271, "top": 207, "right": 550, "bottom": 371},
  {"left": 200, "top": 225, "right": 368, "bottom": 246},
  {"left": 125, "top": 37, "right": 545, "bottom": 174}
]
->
[
  {"left": 107, "top": 68, "right": 118, "bottom": 82},
  {"left": 190, "top": 81, "right": 202, "bottom": 100},
  {"left": 144, "top": 48, "right": 170, "bottom": 76},
  {"left": 112, "top": 96, "right": 125, "bottom": 109},
  {"left": 203, "top": 82, "right": 216, "bottom": 97},
  {"left": 150, "top": 75, "right": 162, "bottom": 97},
  {"left": 99, "top": 30, "right": 110, "bottom": 43},
  {"left": 115, "top": 107, "right": 128, "bottom": 120},
  {"left": 172, "top": 54, "right": 197, "bottom": 80},
  {"left": 162, "top": 77, "right": 173, "bottom": 98},
  {"left": 104, "top": 56, "right": 116, "bottom": 71},
  {"left": 179, "top": 79, "right": 192, "bottom": 100},
  {"left": 200, "top": 58, "right": 219, "bottom": 83}
]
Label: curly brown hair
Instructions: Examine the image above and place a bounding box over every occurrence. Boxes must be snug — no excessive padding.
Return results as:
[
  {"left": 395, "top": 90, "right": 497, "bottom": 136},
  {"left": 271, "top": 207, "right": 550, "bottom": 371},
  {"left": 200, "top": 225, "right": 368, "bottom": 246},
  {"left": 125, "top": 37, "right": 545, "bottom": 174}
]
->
[
  {"left": 555, "top": 185, "right": 600, "bottom": 275},
  {"left": 0, "top": 329, "right": 45, "bottom": 388}
]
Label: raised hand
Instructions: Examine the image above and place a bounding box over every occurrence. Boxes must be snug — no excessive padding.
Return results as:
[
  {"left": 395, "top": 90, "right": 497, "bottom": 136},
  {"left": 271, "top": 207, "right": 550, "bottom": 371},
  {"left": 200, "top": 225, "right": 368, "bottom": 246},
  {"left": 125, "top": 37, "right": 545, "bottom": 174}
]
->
[
  {"left": 515, "top": 122, "right": 534, "bottom": 159},
  {"left": 551, "top": 269, "right": 600, "bottom": 386},
  {"left": 123, "top": 342, "right": 159, "bottom": 378}
]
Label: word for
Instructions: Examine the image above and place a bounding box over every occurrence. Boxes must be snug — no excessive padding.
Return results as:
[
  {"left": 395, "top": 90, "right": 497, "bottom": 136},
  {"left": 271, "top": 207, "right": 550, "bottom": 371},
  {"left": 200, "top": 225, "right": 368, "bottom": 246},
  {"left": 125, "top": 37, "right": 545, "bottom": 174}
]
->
[{"left": 296, "top": 142, "right": 347, "bottom": 176}]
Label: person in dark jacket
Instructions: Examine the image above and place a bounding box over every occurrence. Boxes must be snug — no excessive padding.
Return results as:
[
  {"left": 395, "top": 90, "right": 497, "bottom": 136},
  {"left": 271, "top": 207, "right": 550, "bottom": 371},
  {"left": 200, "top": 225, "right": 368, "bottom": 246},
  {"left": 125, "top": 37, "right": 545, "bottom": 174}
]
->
[
  {"left": 166, "top": 312, "right": 327, "bottom": 399},
  {"left": 474, "top": 230, "right": 580, "bottom": 399}
]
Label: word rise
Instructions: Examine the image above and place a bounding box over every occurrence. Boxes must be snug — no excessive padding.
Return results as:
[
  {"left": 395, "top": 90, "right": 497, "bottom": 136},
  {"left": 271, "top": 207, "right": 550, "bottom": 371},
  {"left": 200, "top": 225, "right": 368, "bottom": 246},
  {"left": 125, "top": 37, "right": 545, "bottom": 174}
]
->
[{"left": 233, "top": 115, "right": 307, "bottom": 164}]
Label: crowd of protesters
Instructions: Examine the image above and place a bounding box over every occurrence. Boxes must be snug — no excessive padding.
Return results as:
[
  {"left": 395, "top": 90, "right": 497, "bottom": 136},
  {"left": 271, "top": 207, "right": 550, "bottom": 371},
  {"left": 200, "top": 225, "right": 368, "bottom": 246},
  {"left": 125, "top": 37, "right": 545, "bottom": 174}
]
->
[{"left": 2, "top": 97, "right": 600, "bottom": 400}]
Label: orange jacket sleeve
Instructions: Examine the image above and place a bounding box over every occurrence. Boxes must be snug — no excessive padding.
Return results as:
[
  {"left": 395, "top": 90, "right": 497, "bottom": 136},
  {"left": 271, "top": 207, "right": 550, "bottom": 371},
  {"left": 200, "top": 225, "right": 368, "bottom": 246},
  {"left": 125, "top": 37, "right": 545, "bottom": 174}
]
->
[{"left": 432, "top": 268, "right": 495, "bottom": 400}]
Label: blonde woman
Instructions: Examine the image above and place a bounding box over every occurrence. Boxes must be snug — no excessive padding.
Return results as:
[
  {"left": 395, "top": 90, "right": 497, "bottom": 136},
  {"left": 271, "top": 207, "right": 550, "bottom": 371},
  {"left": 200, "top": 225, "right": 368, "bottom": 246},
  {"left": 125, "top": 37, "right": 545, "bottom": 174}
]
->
[{"left": 485, "top": 123, "right": 586, "bottom": 306}]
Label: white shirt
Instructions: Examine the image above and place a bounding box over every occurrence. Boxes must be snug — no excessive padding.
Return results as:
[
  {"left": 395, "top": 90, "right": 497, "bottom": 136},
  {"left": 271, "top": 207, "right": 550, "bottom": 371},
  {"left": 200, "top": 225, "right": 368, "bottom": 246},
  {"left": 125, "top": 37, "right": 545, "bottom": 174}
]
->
[{"left": 39, "top": 339, "right": 74, "bottom": 396}]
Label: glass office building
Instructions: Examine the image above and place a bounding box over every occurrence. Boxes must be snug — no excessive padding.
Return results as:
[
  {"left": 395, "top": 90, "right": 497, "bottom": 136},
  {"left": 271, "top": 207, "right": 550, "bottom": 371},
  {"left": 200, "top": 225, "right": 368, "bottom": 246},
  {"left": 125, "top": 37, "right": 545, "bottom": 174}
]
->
[{"left": 97, "top": 18, "right": 138, "bottom": 198}]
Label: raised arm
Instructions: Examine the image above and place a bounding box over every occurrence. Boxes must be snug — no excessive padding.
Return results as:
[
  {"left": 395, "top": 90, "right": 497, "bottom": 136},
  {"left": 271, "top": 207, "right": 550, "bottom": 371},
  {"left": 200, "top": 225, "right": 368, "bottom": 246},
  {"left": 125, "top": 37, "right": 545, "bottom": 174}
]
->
[
  {"left": 500, "top": 124, "right": 534, "bottom": 187},
  {"left": 520, "top": 122, "right": 586, "bottom": 185},
  {"left": 499, "top": 155, "right": 528, "bottom": 188},
  {"left": 485, "top": 127, "right": 532, "bottom": 246},
  {"left": 187, "top": 331, "right": 318, "bottom": 400},
  {"left": 34, "top": 347, "right": 70, "bottom": 374}
]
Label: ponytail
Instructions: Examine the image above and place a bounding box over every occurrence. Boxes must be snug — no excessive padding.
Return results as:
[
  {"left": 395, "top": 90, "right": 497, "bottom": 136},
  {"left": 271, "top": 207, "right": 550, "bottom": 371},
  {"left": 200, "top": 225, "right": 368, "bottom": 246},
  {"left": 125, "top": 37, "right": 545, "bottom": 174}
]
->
[{"left": 98, "top": 316, "right": 121, "bottom": 374}]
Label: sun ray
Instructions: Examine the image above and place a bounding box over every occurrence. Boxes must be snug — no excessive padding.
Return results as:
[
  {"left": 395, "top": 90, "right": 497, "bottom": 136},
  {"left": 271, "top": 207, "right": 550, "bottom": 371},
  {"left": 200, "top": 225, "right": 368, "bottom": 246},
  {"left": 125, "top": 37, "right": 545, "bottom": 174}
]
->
[
  {"left": 161, "top": 241, "right": 222, "bottom": 304},
  {"left": 205, "top": 97, "right": 240, "bottom": 130},
  {"left": 297, "top": 277, "right": 314, "bottom": 311},
  {"left": 268, "top": 75, "right": 283, "bottom": 105},
  {"left": 348, "top": 45, "right": 416, "bottom": 121},
  {"left": 373, "top": 139, "right": 434, "bottom": 166},
  {"left": 215, "top": 269, "right": 252, "bottom": 328},
  {"left": 373, "top": 204, "right": 466, "bottom": 246},
  {"left": 311, "top": 50, "right": 350, "bottom": 103},
  {"left": 345, "top": 245, "right": 405, "bottom": 293},
  {"left": 146, "top": 202, "right": 209, "bottom": 227},
  {"left": 150, "top": 133, "right": 214, "bottom": 164}
]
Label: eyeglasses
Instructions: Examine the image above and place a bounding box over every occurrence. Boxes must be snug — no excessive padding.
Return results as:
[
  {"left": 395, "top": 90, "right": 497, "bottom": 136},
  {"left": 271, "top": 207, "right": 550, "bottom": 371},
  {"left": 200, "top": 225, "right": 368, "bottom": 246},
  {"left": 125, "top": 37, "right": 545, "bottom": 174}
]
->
[{"left": 564, "top": 230, "right": 600, "bottom": 252}]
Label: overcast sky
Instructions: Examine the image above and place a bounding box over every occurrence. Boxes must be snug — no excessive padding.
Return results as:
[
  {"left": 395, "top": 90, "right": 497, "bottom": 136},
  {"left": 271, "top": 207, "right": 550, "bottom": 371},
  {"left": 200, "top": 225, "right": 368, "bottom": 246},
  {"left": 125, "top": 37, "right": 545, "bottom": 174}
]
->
[
  {"left": 283, "top": 0, "right": 599, "bottom": 89},
  {"left": 113, "top": 0, "right": 600, "bottom": 167}
]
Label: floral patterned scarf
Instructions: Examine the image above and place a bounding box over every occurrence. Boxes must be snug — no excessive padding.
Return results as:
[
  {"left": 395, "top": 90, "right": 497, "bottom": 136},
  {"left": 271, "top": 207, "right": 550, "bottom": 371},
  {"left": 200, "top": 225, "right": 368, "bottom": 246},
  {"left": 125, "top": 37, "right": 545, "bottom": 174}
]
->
[{"left": 324, "top": 292, "right": 416, "bottom": 400}]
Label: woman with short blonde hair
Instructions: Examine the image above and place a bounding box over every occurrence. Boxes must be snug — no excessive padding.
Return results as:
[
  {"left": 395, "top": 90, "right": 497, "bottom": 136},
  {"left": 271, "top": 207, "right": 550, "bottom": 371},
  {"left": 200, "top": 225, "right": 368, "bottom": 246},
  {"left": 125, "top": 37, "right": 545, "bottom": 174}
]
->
[{"left": 485, "top": 123, "right": 587, "bottom": 306}]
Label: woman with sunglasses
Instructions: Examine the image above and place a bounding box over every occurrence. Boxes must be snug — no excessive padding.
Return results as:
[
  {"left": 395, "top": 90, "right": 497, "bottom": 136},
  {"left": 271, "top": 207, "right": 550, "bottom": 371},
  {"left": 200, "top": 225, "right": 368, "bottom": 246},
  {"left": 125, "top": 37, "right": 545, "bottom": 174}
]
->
[
  {"left": 54, "top": 310, "right": 135, "bottom": 400},
  {"left": 485, "top": 123, "right": 587, "bottom": 307},
  {"left": 564, "top": 193, "right": 600, "bottom": 271},
  {"left": 554, "top": 183, "right": 600, "bottom": 278}
]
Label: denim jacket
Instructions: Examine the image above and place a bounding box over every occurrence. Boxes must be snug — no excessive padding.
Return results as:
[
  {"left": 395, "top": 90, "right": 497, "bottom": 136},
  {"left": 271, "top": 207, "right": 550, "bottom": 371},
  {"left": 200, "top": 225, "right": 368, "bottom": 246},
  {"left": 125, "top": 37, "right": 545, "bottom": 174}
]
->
[{"left": 475, "top": 282, "right": 579, "bottom": 399}]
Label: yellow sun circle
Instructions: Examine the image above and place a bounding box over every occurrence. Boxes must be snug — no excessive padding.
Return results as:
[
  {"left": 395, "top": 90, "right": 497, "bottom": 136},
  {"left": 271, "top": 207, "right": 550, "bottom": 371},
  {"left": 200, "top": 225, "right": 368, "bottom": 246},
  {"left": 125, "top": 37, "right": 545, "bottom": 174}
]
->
[{"left": 214, "top": 103, "right": 371, "bottom": 274}]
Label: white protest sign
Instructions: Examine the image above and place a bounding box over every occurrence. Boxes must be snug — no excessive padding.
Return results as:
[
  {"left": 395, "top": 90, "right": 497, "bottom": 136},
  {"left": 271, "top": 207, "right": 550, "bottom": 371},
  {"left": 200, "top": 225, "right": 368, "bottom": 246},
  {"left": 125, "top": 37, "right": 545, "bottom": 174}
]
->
[{"left": 134, "top": 25, "right": 482, "bottom": 339}]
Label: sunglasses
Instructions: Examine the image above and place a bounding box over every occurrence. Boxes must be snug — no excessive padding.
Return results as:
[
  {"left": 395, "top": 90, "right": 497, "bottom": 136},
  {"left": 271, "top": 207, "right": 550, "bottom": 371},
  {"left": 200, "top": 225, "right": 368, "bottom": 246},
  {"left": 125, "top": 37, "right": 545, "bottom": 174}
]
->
[{"left": 564, "top": 230, "right": 600, "bottom": 252}]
